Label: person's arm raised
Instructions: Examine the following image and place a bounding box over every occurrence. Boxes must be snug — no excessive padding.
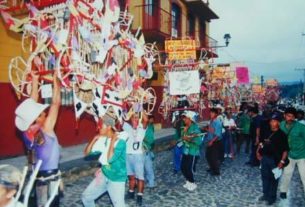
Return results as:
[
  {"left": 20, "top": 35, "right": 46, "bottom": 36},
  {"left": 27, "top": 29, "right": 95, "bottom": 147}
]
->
[
  {"left": 30, "top": 71, "right": 39, "bottom": 102},
  {"left": 43, "top": 73, "right": 61, "bottom": 133}
]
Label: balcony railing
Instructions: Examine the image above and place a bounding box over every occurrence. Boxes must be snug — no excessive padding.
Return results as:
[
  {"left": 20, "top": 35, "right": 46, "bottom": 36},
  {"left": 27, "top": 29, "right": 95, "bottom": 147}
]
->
[
  {"left": 205, "top": 34, "right": 218, "bottom": 48},
  {"left": 134, "top": 4, "right": 172, "bottom": 37}
]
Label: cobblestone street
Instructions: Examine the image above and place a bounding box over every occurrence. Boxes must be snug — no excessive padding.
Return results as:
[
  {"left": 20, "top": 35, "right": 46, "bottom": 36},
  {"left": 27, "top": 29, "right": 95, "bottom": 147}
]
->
[{"left": 62, "top": 150, "right": 305, "bottom": 207}]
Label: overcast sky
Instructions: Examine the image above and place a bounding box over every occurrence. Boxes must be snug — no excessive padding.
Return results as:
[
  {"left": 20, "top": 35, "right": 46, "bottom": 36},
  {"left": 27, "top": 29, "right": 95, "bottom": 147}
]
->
[{"left": 209, "top": 0, "right": 305, "bottom": 83}]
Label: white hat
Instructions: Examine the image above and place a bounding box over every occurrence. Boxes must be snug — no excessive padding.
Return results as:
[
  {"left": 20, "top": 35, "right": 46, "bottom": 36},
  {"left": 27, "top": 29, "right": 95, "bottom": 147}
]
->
[
  {"left": 182, "top": 111, "right": 198, "bottom": 123},
  {"left": 215, "top": 104, "right": 224, "bottom": 112},
  {"left": 15, "top": 98, "right": 49, "bottom": 131}
]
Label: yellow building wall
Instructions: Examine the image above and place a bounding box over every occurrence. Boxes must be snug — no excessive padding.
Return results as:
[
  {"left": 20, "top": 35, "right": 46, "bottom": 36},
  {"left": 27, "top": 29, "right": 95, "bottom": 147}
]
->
[
  {"left": 159, "top": 0, "right": 170, "bottom": 35},
  {"left": 130, "top": 0, "right": 143, "bottom": 30},
  {"left": 0, "top": 22, "right": 25, "bottom": 83}
]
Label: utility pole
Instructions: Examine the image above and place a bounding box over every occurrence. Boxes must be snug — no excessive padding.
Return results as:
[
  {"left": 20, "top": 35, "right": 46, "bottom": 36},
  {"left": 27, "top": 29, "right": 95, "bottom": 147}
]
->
[{"left": 295, "top": 68, "right": 305, "bottom": 105}]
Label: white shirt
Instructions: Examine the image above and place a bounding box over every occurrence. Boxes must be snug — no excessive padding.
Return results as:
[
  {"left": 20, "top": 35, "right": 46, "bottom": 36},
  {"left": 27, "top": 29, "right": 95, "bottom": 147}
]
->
[
  {"left": 123, "top": 122, "right": 146, "bottom": 154},
  {"left": 223, "top": 117, "right": 236, "bottom": 128}
]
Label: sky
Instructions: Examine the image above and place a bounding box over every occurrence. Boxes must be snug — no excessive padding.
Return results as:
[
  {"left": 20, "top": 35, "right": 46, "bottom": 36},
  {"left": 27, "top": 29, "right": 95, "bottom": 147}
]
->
[{"left": 209, "top": 0, "right": 305, "bottom": 83}]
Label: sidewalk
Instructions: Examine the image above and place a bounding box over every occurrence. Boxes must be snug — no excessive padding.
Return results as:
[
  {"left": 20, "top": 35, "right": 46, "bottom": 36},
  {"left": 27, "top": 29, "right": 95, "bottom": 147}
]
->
[
  {"left": 0, "top": 121, "right": 209, "bottom": 172},
  {"left": 0, "top": 126, "right": 176, "bottom": 171}
]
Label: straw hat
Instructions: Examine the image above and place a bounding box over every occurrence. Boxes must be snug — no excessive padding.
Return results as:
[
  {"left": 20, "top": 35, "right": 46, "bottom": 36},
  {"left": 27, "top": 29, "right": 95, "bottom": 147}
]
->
[{"left": 15, "top": 98, "right": 49, "bottom": 131}]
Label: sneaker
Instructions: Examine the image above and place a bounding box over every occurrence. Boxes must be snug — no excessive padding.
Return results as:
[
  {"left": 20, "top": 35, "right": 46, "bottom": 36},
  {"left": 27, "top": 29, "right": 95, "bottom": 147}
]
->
[
  {"left": 224, "top": 154, "right": 228, "bottom": 158},
  {"left": 280, "top": 192, "right": 287, "bottom": 199},
  {"left": 126, "top": 191, "right": 135, "bottom": 199},
  {"left": 136, "top": 195, "right": 143, "bottom": 206},
  {"left": 228, "top": 154, "right": 233, "bottom": 158},
  {"left": 187, "top": 182, "right": 197, "bottom": 191},
  {"left": 183, "top": 181, "right": 190, "bottom": 188}
]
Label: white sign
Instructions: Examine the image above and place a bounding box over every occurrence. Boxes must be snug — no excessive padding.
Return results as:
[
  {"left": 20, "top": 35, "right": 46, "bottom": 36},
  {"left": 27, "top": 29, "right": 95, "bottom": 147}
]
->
[{"left": 169, "top": 70, "right": 200, "bottom": 95}]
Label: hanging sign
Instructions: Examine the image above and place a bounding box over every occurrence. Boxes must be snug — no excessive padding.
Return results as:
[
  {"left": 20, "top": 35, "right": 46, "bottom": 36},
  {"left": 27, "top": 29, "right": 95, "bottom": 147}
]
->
[
  {"left": 169, "top": 70, "right": 200, "bottom": 95},
  {"left": 165, "top": 40, "right": 196, "bottom": 60},
  {"left": 236, "top": 67, "right": 249, "bottom": 84}
]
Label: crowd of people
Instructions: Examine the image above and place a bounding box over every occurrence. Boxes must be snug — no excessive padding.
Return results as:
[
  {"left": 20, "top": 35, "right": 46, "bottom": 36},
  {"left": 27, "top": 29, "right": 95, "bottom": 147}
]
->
[
  {"left": 172, "top": 101, "right": 305, "bottom": 206},
  {"left": 1, "top": 73, "right": 305, "bottom": 207}
]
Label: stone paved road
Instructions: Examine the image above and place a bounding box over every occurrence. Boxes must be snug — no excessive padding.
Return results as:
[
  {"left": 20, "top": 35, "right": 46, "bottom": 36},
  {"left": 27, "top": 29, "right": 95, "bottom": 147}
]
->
[{"left": 62, "top": 150, "right": 305, "bottom": 207}]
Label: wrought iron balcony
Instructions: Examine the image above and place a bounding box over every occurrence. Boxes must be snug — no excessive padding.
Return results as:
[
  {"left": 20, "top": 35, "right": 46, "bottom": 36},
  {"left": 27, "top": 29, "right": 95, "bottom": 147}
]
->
[{"left": 134, "top": 4, "right": 172, "bottom": 38}]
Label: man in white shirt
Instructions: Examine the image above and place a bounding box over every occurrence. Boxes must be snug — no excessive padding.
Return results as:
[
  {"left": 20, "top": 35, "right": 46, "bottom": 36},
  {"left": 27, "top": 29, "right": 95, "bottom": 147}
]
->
[{"left": 123, "top": 113, "right": 148, "bottom": 206}]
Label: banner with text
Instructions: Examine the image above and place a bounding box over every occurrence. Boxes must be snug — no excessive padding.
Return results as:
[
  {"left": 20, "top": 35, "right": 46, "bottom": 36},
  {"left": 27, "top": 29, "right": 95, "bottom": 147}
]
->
[{"left": 165, "top": 40, "right": 196, "bottom": 60}]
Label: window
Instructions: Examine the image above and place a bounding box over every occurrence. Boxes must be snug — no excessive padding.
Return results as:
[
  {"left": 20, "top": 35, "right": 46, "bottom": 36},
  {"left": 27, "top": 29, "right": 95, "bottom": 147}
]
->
[
  {"left": 145, "top": 0, "right": 156, "bottom": 16},
  {"left": 171, "top": 3, "right": 181, "bottom": 38},
  {"left": 187, "top": 14, "right": 195, "bottom": 37}
]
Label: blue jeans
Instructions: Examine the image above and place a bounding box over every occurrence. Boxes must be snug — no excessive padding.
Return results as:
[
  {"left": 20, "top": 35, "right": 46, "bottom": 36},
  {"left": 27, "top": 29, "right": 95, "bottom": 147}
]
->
[
  {"left": 81, "top": 170, "right": 125, "bottom": 207},
  {"left": 261, "top": 156, "right": 278, "bottom": 203},
  {"left": 173, "top": 144, "right": 183, "bottom": 171},
  {"left": 144, "top": 151, "right": 155, "bottom": 187},
  {"left": 126, "top": 154, "right": 145, "bottom": 180},
  {"left": 223, "top": 130, "right": 234, "bottom": 155}
]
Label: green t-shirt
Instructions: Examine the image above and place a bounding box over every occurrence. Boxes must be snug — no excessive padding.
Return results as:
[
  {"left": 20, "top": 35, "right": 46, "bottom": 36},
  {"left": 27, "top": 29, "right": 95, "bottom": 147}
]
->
[
  {"left": 280, "top": 121, "right": 305, "bottom": 159},
  {"left": 239, "top": 113, "right": 250, "bottom": 135},
  {"left": 96, "top": 139, "right": 127, "bottom": 182},
  {"left": 182, "top": 123, "right": 202, "bottom": 156},
  {"left": 143, "top": 123, "right": 155, "bottom": 151}
]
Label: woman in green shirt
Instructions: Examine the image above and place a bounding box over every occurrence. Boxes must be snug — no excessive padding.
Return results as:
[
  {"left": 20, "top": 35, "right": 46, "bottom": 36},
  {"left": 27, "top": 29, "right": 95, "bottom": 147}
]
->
[{"left": 181, "top": 111, "right": 202, "bottom": 191}]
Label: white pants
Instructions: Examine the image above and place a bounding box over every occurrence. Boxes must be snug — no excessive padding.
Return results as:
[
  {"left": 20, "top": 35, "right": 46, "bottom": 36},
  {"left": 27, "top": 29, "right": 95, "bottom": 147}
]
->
[
  {"left": 81, "top": 170, "right": 125, "bottom": 207},
  {"left": 279, "top": 158, "right": 305, "bottom": 196}
]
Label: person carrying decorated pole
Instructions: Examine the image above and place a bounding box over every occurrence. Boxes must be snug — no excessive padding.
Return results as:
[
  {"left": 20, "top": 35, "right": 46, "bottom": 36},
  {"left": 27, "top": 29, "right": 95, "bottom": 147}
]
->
[
  {"left": 180, "top": 111, "right": 202, "bottom": 191},
  {"left": 82, "top": 109, "right": 128, "bottom": 207},
  {"left": 0, "top": 165, "right": 23, "bottom": 207},
  {"left": 15, "top": 72, "right": 61, "bottom": 207},
  {"left": 256, "top": 113, "right": 289, "bottom": 205},
  {"left": 124, "top": 112, "right": 148, "bottom": 206},
  {"left": 143, "top": 115, "right": 156, "bottom": 189}
]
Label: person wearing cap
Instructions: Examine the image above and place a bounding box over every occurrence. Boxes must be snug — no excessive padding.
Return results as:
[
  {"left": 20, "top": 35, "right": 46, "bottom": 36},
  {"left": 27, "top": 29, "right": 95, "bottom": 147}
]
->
[
  {"left": 143, "top": 115, "right": 156, "bottom": 188},
  {"left": 0, "top": 165, "right": 23, "bottom": 207},
  {"left": 205, "top": 108, "right": 223, "bottom": 176},
  {"left": 180, "top": 111, "right": 202, "bottom": 191},
  {"left": 82, "top": 113, "right": 127, "bottom": 207},
  {"left": 256, "top": 114, "right": 289, "bottom": 205},
  {"left": 279, "top": 107, "right": 305, "bottom": 200},
  {"left": 123, "top": 112, "right": 148, "bottom": 206},
  {"left": 14, "top": 72, "right": 61, "bottom": 207}
]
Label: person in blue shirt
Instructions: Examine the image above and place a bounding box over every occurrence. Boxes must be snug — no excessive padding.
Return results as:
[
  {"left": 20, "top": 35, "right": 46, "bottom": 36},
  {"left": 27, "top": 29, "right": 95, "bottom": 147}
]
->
[{"left": 205, "top": 108, "right": 223, "bottom": 176}]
